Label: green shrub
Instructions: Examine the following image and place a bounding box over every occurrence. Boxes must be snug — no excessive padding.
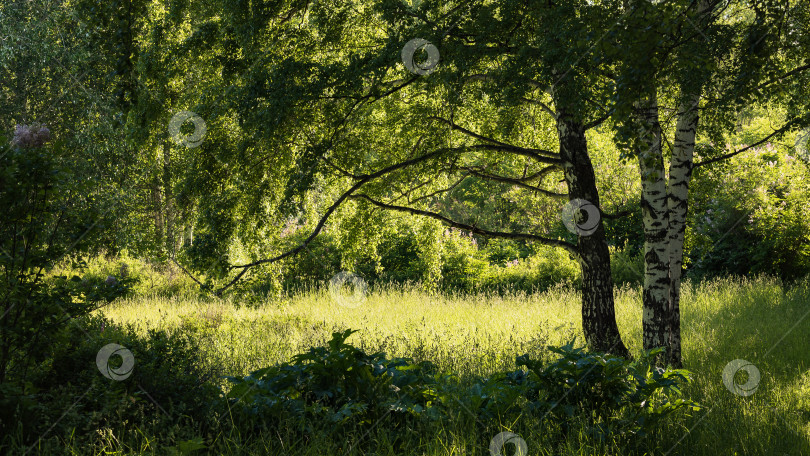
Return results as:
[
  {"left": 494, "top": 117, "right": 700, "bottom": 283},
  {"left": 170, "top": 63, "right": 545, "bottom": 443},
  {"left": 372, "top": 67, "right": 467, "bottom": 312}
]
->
[
  {"left": 51, "top": 254, "right": 198, "bottom": 298},
  {"left": 374, "top": 228, "right": 424, "bottom": 283},
  {"left": 482, "top": 238, "right": 528, "bottom": 264},
  {"left": 226, "top": 329, "right": 441, "bottom": 434},
  {"left": 226, "top": 330, "right": 700, "bottom": 448},
  {"left": 18, "top": 314, "right": 222, "bottom": 452},
  {"left": 280, "top": 233, "right": 342, "bottom": 290},
  {"left": 610, "top": 245, "right": 644, "bottom": 287},
  {"left": 506, "top": 342, "right": 701, "bottom": 442},
  {"left": 0, "top": 129, "right": 103, "bottom": 400},
  {"left": 0, "top": 380, "right": 42, "bottom": 448},
  {"left": 690, "top": 142, "right": 810, "bottom": 280},
  {"left": 440, "top": 228, "right": 488, "bottom": 291}
]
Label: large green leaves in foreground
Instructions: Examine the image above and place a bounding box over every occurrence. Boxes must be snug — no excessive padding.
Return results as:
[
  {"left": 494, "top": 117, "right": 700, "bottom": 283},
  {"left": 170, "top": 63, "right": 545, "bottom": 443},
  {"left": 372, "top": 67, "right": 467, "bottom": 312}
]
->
[{"left": 226, "top": 329, "right": 700, "bottom": 444}]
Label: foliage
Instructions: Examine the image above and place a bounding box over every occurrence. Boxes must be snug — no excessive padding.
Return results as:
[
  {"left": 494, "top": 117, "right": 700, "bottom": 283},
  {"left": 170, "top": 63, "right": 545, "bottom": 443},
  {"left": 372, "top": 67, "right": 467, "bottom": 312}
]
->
[
  {"left": 3, "top": 0, "right": 805, "bottom": 297},
  {"left": 4, "top": 275, "right": 808, "bottom": 454},
  {"left": 279, "top": 231, "right": 342, "bottom": 288},
  {"left": 689, "top": 142, "right": 810, "bottom": 280},
  {"left": 507, "top": 343, "right": 701, "bottom": 441},
  {"left": 439, "top": 228, "right": 489, "bottom": 292},
  {"left": 53, "top": 254, "right": 197, "bottom": 297},
  {"left": 0, "top": 379, "right": 42, "bottom": 447},
  {"left": 0, "top": 133, "right": 101, "bottom": 384},
  {"left": 476, "top": 246, "right": 582, "bottom": 294},
  {"left": 275, "top": 220, "right": 582, "bottom": 296},
  {"left": 226, "top": 329, "right": 441, "bottom": 434},
  {"left": 484, "top": 238, "right": 528, "bottom": 264},
  {"left": 610, "top": 245, "right": 645, "bottom": 287},
  {"left": 2, "top": 314, "right": 221, "bottom": 452},
  {"left": 226, "top": 329, "right": 699, "bottom": 447}
]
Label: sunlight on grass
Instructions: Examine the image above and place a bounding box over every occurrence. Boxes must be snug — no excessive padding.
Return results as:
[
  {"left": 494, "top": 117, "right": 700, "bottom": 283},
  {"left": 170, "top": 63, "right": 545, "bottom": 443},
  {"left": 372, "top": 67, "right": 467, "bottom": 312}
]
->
[{"left": 96, "top": 275, "right": 810, "bottom": 455}]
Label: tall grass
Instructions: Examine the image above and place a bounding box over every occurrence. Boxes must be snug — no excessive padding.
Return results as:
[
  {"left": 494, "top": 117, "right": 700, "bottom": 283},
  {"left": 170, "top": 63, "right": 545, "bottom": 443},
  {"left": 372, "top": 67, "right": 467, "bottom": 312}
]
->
[{"left": 90, "top": 275, "right": 810, "bottom": 455}]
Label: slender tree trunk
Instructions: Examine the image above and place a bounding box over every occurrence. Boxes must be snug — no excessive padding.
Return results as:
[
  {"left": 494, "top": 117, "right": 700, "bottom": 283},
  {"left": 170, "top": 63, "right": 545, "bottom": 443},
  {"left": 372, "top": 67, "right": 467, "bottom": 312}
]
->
[
  {"left": 0, "top": 320, "right": 9, "bottom": 383},
  {"left": 162, "top": 143, "right": 175, "bottom": 254},
  {"left": 153, "top": 184, "right": 164, "bottom": 250},
  {"left": 636, "top": 93, "right": 672, "bottom": 364},
  {"left": 651, "top": 0, "right": 711, "bottom": 368},
  {"left": 663, "top": 0, "right": 710, "bottom": 367},
  {"left": 665, "top": 97, "right": 699, "bottom": 368},
  {"left": 16, "top": 68, "right": 27, "bottom": 124},
  {"left": 183, "top": 219, "right": 194, "bottom": 247},
  {"left": 557, "top": 114, "right": 630, "bottom": 358}
]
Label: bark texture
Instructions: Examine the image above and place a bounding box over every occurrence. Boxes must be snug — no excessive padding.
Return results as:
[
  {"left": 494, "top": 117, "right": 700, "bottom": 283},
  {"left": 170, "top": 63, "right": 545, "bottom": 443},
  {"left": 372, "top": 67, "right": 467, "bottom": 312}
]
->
[
  {"left": 636, "top": 93, "right": 672, "bottom": 362},
  {"left": 557, "top": 113, "right": 630, "bottom": 358},
  {"left": 665, "top": 97, "right": 699, "bottom": 368},
  {"left": 649, "top": 0, "right": 710, "bottom": 368}
]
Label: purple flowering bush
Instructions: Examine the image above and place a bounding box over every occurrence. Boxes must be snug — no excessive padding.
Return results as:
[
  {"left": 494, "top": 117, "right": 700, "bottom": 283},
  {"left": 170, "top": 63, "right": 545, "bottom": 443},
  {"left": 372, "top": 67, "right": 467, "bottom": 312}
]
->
[{"left": 10, "top": 124, "right": 52, "bottom": 149}]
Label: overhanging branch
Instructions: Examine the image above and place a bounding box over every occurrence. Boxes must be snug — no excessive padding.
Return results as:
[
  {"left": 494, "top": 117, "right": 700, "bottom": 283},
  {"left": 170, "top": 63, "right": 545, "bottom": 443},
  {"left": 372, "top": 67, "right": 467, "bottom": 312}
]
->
[
  {"left": 458, "top": 166, "right": 567, "bottom": 199},
  {"left": 693, "top": 120, "right": 798, "bottom": 168},
  {"left": 349, "top": 193, "right": 578, "bottom": 256},
  {"left": 467, "top": 74, "right": 557, "bottom": 119},
  {"left": 584, "top": 112, "right": 611, "bottom": 131},
  {"left": 465, "top": 144, "right": 563, "bottom": 165},
  {"left": 601, "top": 209, "right": 633, "bottom": 219},
  {"left": 215, "top": 147, "right": 456, "bottom": 295},
  {"left": 406, "top": 171, "right": 471, "bottom": 205},
  {"left": 755, "top": 62, "right": 810, "bottom": 91},
  {"left": 519, "top": 97, "right": 558, "bottom": 119},
  {"left": 428, "top": 116, "right": 562, "bottom": 162}
]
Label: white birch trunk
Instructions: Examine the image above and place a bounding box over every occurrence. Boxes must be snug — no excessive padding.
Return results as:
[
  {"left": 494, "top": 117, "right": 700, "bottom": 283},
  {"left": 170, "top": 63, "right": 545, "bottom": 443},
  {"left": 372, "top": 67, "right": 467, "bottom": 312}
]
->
[
  {"left": 666, "top": 97, "right": 699, "bottom": 367},
  {"left": 664, "top": 0, "right": 711, "bottom": 367},
  {"left": 637, "top": 93, "right": 672, "bottom": 358}
]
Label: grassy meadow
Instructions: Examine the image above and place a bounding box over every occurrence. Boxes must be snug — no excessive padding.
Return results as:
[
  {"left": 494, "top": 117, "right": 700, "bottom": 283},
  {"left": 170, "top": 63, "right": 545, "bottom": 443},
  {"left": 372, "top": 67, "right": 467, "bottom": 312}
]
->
[{"left": 84, "top": 275, "right": 810, "bottom": 455}]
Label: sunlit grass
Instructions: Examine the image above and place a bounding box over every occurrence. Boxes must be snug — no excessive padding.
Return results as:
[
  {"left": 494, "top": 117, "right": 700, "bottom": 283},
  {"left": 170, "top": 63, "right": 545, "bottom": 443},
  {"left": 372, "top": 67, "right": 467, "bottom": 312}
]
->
[{"left": 94, "top": 275, "right": 810, "bottom": 455}]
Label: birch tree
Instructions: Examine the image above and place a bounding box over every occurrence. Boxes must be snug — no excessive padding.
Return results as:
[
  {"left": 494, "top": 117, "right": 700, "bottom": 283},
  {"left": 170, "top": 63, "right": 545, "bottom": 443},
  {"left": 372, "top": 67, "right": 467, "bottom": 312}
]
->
[{"left": 624, "top": 0, "right": 810, "bottom": 367}]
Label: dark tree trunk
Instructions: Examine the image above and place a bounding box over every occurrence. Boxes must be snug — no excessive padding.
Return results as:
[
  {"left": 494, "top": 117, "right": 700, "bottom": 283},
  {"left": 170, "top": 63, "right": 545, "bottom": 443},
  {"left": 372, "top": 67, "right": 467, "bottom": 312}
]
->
[
  {"left": 556, "top": 114, "right": 630, "bottom": 358},
  {"left": 153, "top": 184, "right": 164, "bottom": 250}
]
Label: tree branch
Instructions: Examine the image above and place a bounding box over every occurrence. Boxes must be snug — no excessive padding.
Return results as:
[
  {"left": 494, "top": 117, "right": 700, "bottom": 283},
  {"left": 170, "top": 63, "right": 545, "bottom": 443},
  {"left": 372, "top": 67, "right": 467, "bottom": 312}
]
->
[
  {"left": 170, "top": 257, "right": 206, "bottom": 289},
  {"left": 693, "top": 121, "right": 798, "bottom": 168},
  {"left": 215, "top": 147, "right": 456, "bottom": 295},
  {"left": 600, "top": 209, "right": 632, "bottom": 219},
  {"left": 406, "top": 171, "right": 471, "bottom": 205},
  {"left": 755, "top": 63, "right": 810, "bottom": 90},
  {"left": 465, "top": 144, "right": 563, "bottom": 165},
  {"left": 429, "top": 116, "right": 562, "bottom": 161},
  {"left": 520, "top": 97, "right": 558, "bottom": 119},
  {"left": 349, "top": 193, "right": 578, "bottom": 256},
  {"left": 467, "top": 74, "right": 556, "bottom": 118},
  {"left": 458, "top": 166, "right": 567, "bottom": 199},
  {"left": 583, "top": 113, "right": 611, "bottom": 131}
]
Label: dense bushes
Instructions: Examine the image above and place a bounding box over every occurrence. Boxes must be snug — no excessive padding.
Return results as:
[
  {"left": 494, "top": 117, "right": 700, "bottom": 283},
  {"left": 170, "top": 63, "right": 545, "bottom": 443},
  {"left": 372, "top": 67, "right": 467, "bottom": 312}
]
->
[
  {"left": 51, "top": 254, "right": 200, "bottom": 298},
  {"left": 507, "top": 344, "right": 699, "bottom": 440},
  {"left": 275, "top": 219, "right": 583, "bottom": 295},
  {"left": 0, "top": 129, "right": 117, "bottom": 426},
  {"left": 1, "top": 314, "right": 222, "bottom": 453},
  {"left": 690, "top": 142, "right": 810, "bottom": 281},
  {"left": 2, "top": 320, "right": 700, "bottom": 453},
  {"left": 53, "top": 224, "right": 644, "bottom": 300},
  {"left": 227, "top": 330, "right": 700, "bottom": 448},
  {"left": 0, "top": 130, "right": 216, "bottom": 453},
  {"left": 226, "top": 329, "right": 441, "bottom": 434}
]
